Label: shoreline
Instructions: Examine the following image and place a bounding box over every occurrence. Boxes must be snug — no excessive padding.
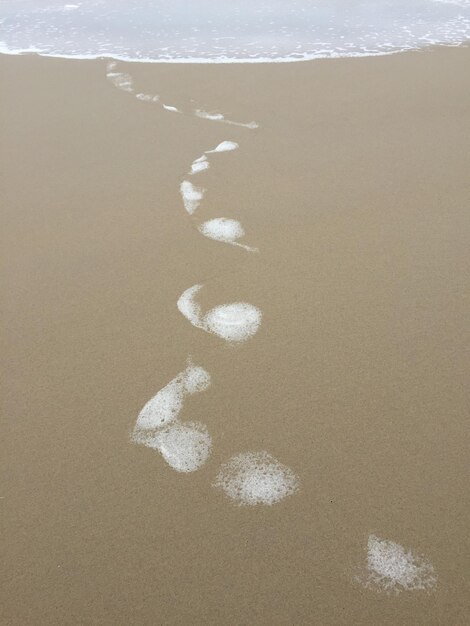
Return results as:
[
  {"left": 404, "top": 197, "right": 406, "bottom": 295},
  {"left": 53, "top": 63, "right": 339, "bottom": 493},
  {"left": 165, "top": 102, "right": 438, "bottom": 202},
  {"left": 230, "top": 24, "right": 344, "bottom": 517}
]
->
[{"left": 1, "top": 40, "right": 469, "bottom": 65}]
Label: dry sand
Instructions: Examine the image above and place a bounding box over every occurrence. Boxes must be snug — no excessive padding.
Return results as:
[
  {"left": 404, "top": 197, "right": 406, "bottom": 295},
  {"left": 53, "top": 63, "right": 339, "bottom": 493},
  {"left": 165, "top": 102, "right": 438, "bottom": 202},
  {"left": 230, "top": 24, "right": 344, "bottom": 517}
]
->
[{"left": 1, "top": 47, "right": 470, "bottom": 624}]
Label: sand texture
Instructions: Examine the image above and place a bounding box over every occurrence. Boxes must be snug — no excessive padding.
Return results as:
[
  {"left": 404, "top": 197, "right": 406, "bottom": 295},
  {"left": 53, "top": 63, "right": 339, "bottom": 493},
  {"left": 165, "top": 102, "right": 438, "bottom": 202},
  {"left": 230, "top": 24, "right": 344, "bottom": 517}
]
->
[{"left": 1, "top": 47, "right": 470, "bottom": 625}]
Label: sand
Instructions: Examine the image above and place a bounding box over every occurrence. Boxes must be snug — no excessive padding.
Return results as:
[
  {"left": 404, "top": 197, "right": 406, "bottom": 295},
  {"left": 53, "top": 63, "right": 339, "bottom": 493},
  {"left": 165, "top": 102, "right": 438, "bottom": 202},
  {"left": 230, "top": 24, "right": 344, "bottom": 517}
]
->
[{"left": 1, "top": 47, "right": 470, "bottom": 625}]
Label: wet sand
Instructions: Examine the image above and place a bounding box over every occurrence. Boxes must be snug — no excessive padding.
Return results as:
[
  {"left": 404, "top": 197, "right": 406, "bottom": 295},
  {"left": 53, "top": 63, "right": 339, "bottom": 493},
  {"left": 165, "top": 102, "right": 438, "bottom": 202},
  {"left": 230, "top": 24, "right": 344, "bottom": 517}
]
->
[{"left": 1, "top": 47, "right": 470, "bottom": 624}]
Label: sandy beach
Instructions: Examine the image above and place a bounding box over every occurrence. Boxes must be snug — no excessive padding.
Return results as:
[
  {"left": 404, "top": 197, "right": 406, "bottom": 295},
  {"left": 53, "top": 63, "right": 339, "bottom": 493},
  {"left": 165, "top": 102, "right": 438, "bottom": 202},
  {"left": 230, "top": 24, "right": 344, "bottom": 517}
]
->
[{"left": 2, "top": 46, "right": 470, "bottom": 624}]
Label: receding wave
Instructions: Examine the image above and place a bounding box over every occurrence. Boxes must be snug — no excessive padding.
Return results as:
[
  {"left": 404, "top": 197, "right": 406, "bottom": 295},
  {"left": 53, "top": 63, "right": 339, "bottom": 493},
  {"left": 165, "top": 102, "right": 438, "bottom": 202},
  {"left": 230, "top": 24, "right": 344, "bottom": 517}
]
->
[{"left": 1, "top": 0, "right": 469, "bottom": 63}]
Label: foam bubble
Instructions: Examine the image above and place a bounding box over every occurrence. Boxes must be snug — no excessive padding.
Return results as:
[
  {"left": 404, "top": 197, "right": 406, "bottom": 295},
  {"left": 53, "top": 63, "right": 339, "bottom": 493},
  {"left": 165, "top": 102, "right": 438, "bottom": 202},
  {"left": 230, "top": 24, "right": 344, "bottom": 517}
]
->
[
  {"left": 206, "top": 141, "right": 239, "bottom": 153},
  {"left": 177, "top": 284, "right": 262, "bottom": 343},
  {"left": 180, "top": 180, "right": 205, "bottom": 215},
  {"left": 149, "top": 422, "right": 212, "bottom": 473},
  {"left": 163, "top": 104, "right": 179, "bottom": 112},
  {"left": 213, "top": 451, "right": 300, "bottom": 505},
  {"left": 198, "top": 218, "right": 258, "bottom": 252},
  {"left": 359, "top": 535, "right": 437, "bottom": 593}
]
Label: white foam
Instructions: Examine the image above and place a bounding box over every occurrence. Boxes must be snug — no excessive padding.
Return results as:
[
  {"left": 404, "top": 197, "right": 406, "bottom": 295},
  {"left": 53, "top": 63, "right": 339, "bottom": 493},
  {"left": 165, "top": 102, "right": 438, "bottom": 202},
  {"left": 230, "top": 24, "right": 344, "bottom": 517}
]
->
[
  {"left": 132, "top": 359, "right": 212, "bottom": 471},
  {"left": 177, "top": 284, "right": 204, "bottom": 327},
  {"left": 195, "top": 110, "right": 259, "bottom": 129},
  {"left": 190, "top": 158, "right": 210, "bottom": 175},
  {"left": 206, "top": 141, "right": 239, "bottom": 153},
  {"left": 177, "top": 285, "right": 262, "bottom": 343},
  {"left": 359, "top": 535, "right": 437, "bottom": 593},
  {"left": 163, "top": 104, "right": 180, "bottom": 112},
  {"left": 3, "top": 0, "right": 470, "bottom": 66},
  {"left": 135, "top": 93, "right": 160, "bottom": 102},
  {"left": 198, "top": 218, "right": 258, "bottom": 252},
  {"left": 149, "top": 422, "right": 212, "bottom": 473},
  {"left": 195, "top": 110, "right": 225, "bottom": 121},
  {"left": 213, "top": 451, "right": 300, "bottom": 505},
  {"left": 180, "top": 180, "right": 205, "bottom": 215},
  {"left": 134, "top": 377, "right": 184, "bottom": 435},
  {"left": 106, "top": 68, "right": 134, "bottom": 93},
  {"left": 204, "top": 303, "right": 261, "bottom": 342}
]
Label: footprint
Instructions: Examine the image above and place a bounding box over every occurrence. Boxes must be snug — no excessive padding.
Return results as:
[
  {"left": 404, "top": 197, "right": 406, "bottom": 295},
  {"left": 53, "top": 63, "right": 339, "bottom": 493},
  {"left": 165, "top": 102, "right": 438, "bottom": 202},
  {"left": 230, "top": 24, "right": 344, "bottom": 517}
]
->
[
  {"left": 189, "top": 155, "right": 210, "bottom": 175},
  {"left": 132, "top": 359, "right": 212, "bottom": 473},
  {"left": 205, "top": 141, "right": 239, "bottom": 154},
  {"left": 188, "top": 141, "right": 239, "bottom": 177},
  {"left": 177, "top": 284, "right": 262, "bottom": 343},
  {"left": 106, "top": 61, "right": 181, "bottom": 113},
  {"left": 198, "top": 218, "right": 258, "bottom": 252},
  {"left": 180, "top": 180, "right": 205, "bottom": 215},
  {"left": 150, "top": 422, "right": 212, "bottom": 473},
  {"left": 195, "top": 109, "right": 259, "bottom": 129},
  {"left": 106, "top": 63, "right": 134, "bottom": 93},
  {"left": 356, "top": 535, "right": 437, "bottom": 593},
  {"left": 106, "top": 63, "right": 258, "bottom": 128},
  {"left": 213, "top": 451, "right": 300, "bottom": 505}
]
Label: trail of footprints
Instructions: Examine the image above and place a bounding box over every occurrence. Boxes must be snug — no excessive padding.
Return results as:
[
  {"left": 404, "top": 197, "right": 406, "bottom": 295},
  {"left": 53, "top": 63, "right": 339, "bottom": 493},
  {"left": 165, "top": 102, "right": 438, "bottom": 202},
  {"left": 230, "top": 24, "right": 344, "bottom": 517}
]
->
[
  {"left": 106, "top": 61, "right": 258, "bottom": 129},
  {"left": 106, "top": 60, "right": 437, "bottom": 592}
]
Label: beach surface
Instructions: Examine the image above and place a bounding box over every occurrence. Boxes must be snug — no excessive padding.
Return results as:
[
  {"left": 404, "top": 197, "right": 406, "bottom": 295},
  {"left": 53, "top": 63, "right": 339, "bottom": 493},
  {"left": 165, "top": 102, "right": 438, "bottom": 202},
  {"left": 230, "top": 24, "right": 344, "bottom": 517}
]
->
[{"left": 2, "top": 47, "right": 470, "bottom": 624}]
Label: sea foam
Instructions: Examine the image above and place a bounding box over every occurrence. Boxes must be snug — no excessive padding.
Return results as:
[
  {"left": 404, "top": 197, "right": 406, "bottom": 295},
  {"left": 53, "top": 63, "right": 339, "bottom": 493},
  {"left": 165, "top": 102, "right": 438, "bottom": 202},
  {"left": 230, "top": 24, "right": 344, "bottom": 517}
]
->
[
  {"left": 177, "top": 284, "right": 262, "bottom": 343},
  {"left": 213, "top": 451, "right": 300, "bottom": 506},
  {"left": 132, "top": 360, "right": 212, "bottom": 473},
  {"left": 357, "top": 535, "right": 437, "bottom": 593},
  {"left": 2, "top": 1, "right": 469, "bottom": 63},
  {"left": 198, "top": 218, "right": 258, "bottom": 252}
]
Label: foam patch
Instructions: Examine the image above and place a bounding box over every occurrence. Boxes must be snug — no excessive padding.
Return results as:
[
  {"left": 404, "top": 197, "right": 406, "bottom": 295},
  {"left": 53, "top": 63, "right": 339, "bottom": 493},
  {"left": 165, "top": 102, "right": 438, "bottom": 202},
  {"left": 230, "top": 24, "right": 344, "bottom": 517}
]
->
[
  {"left": 206, "top": 141, "right": 239, "bottom": 153},
  {"left": 195, "top": 110, "right": 259, "bottom": 129},
  {"left": 177, "top": 284, "right": 262, "bottom": 343},
  {"left": 190, "top": 157, "right": 210, "bottom": 175},
  {"left": 106, "top": 66, "right": 134, "bottom": 93},
  {"left": 176, "top": 284, "right": 204, "bottom": 328},
  {"left": 213, "top": 451, "right": 300, "bottom": 505},
  {"left": 180, "top": 180, "right": 205, "bottom": 215},
  {"left": 131, "top": 360, "right": 212, "bottom": 472},
  {"left": 204, "top": 303, "right": 261, "bottom": 342},
  {"left": 358, "top": 535, "right": 437, "bottom": 593},
  {"left": 163, "top": 104, "right": 180, "bottom": 112},
  {"left": 198, "top": 218, "right": 258, "bottom": 252},
  {"left": 148, "top": 421, "right": 212, "bottom": 473},
  {"left": 136, "top": 93, "right": 160, "bottom": 102}
]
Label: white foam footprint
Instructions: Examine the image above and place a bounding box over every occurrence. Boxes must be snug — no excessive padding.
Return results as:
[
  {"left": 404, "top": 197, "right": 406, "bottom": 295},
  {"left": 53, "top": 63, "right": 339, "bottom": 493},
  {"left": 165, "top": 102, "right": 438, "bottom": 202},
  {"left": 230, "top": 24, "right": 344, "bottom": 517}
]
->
[
  {"left": 206, "top": 141, "right": 239, "bottom": 154},
  {"left": 357, "top": 535, "right": 437, "bottom": 593},
  {"left": 177, "top": 284, "right": 262, "bottom": 343},
  {"left": 106, "top": 62, "right": 181, "bottom": 113},
  {"left": 195, "top": 110, "right": 259, "bottom": 130},
  {"left": 180, "top": 180, "right": 205, "bottom": 215},
  {"left": 149, "top": 422, "right": 212, "bottom": 473},
  {"left": 106, "top": 62, "right": 134, "bottom": 93},
  {"left": 213, "top": 451, "right": 299, "bottom": 505},
  {"left": 132, "top": 360, "right": 212, "bottom": 473},
  {"left": 188, "top": 141, "right": 239, "bottom": 177},
  {"left": 136, "top": 93, "right": 160, "bottom": 103},
  {"left": 162, "top": 104, "right": 180, "bottom": 113},
  {"left": 105, "top": 65, "right": 255, "bottom": 128},
  {"left": 198, "top": 218, "right": 258, "bottom": 252},
  {"left": 190, "top": 155, "right": 210, "bottom": 175}
]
